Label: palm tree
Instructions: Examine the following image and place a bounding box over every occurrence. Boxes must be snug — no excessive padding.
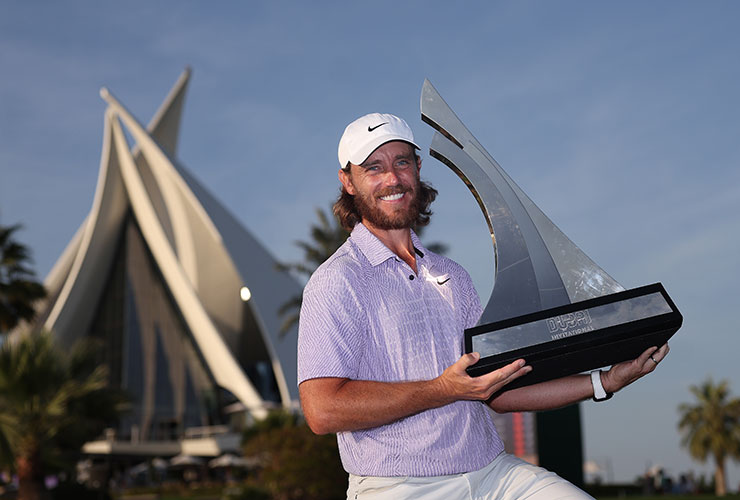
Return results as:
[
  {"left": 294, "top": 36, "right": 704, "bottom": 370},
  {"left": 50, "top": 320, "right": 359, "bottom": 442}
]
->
[
  {"left": 275, "top": 207, "right": 350, "bottom": 336},
  {"left": 0, "top": 332, "right": 129, "bottom": 500},
  {"left": 276, "top": 205, "right": 449, "bottom": 336},
  {"left": 0, "top": 224, "right": 46, "bottom": 334},
  {"left": 677, "top": 378, "right": 740, "bottom": 496}
]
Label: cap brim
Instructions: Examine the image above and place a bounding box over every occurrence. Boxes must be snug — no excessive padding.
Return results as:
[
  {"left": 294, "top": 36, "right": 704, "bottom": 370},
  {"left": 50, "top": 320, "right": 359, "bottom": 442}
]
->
[{"left": 348, "top": 136, "right": 421, "bottom": 166}]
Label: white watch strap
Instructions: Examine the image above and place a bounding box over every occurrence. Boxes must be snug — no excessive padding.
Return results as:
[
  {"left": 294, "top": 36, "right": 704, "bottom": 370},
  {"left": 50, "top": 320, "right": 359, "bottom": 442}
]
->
[{"left": 591, "top": 370, "right": 608, "bottom": 400}]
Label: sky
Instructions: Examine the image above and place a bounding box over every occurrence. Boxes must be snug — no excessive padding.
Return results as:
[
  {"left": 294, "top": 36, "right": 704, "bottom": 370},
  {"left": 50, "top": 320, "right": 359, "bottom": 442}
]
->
[{"left": 2, "top": 0, "right": 739, "bottom": 489}]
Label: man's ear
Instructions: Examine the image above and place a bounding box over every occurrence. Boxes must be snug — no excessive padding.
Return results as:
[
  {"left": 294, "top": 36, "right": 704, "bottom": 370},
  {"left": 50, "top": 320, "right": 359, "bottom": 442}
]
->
[{"left": 338, "top": 168, "right": 356, "bottom": 195}]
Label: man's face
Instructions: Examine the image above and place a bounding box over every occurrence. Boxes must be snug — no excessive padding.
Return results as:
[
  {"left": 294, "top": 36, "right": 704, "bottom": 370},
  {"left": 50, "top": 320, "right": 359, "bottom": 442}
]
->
[{"left": 339, "top": 141, "right": 421, "bottom": 231}]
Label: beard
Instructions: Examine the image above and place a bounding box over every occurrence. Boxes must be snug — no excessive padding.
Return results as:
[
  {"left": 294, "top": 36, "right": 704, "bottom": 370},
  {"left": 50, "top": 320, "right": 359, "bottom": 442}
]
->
[{"left": 352, "top": 177, "right": 422, "bottom": 230}]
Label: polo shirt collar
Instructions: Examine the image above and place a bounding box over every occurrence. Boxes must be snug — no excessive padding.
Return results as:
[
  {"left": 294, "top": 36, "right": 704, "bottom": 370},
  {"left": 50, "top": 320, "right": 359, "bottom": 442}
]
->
[{"left": 350, "top": 223, "right": 427, "bottom": 267}]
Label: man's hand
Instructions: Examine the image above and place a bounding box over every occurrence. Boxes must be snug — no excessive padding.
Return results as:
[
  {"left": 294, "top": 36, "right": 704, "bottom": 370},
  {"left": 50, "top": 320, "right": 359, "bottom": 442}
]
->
[
  {"left": 488, "top": 343, "right": 671, "bottom": 413},
  {"left": 300, "top": 354, "right": 531, "bottom": 434},
  {"left": 435, "top": 353, "right": 532, "bottom": 403},
  {"left": 601, "top": 343, "right": 670, "bottom": 394}
]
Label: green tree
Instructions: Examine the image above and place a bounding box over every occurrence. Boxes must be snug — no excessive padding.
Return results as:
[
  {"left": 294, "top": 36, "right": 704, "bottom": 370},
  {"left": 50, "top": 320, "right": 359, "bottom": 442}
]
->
[
  {"left": 275, "top": 207, "right": 350, "bottom": 336},
  {"left": 0, "top": 332, "right": 129, "bottom": 500},
  {"left": 678, "top": 377, "right": 740, "bottom": 496},
  {"left": 277, "top": 205, "right": 448, "bottom": 336},
  {"left": 0, "top": 224, "right": 46, "bottom": 334},
  {"left": 242, "top": 410, "right": 346, "bottom": 500}
]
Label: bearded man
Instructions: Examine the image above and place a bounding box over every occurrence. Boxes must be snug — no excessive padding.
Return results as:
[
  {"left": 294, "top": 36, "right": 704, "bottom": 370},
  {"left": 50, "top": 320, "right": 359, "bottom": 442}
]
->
[{"left": 297, "top": 113, "right": 668, "bottom": 500}]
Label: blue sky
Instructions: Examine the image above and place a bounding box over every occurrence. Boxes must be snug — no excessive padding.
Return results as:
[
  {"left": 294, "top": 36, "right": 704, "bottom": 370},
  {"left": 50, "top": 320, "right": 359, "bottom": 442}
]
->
[{"left": 2, "top": 0, "right": 739, "bottom": 487}]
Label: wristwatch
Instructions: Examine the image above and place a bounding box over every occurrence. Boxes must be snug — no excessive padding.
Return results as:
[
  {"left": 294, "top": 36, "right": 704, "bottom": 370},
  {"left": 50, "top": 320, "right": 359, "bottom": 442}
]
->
[{"left": 591, "top": 370, "right": 613, "bottom": 402}]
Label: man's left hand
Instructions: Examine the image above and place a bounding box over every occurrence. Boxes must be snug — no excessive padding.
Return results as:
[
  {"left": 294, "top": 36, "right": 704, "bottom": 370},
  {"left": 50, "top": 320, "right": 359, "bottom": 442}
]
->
[{"left": 601, "top": 343, "right": 670, "bottom": 394}]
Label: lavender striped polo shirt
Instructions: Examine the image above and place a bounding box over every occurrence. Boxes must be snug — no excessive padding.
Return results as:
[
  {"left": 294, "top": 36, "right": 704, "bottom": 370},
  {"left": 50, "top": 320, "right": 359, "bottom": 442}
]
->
[{"left": 297, "top": 223, "right": 504, "bottom": 477}]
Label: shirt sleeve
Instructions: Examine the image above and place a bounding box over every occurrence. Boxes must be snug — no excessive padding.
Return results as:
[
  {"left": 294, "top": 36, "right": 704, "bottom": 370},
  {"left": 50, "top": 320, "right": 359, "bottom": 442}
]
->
[{"left": 297, "top": 265, "right": 367, "bottom": 385}]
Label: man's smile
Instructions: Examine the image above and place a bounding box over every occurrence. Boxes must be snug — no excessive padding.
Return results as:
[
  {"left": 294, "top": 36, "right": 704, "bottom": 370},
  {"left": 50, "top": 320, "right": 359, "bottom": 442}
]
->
[{"left": 379, "top": 193, "right": 405, "bottom": 202}]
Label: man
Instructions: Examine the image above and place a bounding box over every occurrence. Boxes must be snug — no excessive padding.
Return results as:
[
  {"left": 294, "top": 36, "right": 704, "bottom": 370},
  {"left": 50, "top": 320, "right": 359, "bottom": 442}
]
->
[{"left": 297, "top": 113, "right": 669, "bottom": 499}]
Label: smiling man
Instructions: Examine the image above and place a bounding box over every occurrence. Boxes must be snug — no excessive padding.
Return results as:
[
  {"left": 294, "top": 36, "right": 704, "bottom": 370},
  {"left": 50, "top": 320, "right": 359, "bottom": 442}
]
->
[{"left": 297, "top": 113, "right": 668, "bottom": 500}]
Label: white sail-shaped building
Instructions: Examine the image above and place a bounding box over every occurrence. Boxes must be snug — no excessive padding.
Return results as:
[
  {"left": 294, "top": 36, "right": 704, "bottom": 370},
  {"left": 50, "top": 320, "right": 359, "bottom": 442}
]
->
[{"left": 33, "top": 69, "right": 300, "bottom": 454}]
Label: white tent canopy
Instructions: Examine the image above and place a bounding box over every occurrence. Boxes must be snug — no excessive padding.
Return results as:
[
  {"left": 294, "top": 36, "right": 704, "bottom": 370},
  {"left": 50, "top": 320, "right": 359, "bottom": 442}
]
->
[
  {"left": 208, "top": 453, "right": 258, "bottom": 469},
  {"left": 169, "top": 454, "right": 205, "bottom": 467}
]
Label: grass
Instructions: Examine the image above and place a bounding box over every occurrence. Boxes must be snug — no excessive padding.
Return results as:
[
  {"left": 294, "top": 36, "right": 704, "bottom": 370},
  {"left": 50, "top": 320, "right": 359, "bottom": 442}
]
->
[
  {"left": 599, "top": 496, "right": 740, "bottom": 500},
  {"left": 120, "top": 493, "right": 740, "bottom": 500},
  {"left": 117, "top": 484, "right": 740, "bottom": 500}
]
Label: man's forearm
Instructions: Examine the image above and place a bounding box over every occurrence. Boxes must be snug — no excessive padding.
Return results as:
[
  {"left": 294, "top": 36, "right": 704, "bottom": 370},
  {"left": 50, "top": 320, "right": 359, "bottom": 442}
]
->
[
  {"left": 487, "top": 374, "right": 592, "bottom": 413},
  {"left": 300, "top": 354, "right": 532, "bottom": 434},
  {"left": 487, "top": 344, "right": 671, "bottom": 413},
  {"left": 300, "top": 377, "right": 451, "bottom": 434}
]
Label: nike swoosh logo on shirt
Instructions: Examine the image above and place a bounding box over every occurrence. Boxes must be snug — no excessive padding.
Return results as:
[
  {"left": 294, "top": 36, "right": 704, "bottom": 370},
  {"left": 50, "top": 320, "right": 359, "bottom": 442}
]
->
[{"left": 437, "top": 277, "right": 450, "bottom": 285}]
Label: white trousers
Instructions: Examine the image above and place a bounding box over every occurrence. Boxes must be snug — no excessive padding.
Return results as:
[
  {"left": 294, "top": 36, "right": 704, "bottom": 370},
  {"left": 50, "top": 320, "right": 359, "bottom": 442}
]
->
[{"left": 346, "top": 453, "right": 594, "bottom": 500}]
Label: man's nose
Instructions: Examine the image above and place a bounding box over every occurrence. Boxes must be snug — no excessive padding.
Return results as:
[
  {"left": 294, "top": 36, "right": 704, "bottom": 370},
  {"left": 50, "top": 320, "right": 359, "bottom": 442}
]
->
[{"left": 382, "top": 166, "right": 401, "bottom": 185}]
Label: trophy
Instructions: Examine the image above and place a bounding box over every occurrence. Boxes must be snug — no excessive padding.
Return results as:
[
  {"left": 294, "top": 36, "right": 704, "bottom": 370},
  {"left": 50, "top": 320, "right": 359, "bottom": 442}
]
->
[{"left": 421, "top": 80, "right": 682, "bottom": 391}]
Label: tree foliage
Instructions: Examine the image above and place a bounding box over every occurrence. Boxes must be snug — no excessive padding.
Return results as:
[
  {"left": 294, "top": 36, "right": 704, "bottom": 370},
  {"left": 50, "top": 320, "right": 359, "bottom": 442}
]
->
[
  {"left": 678, "top": 377, "right": 740, "bottom": 496},
  {"left": 275, "top": 207, "right": 350, "bottom": 336},
  {"left": 0, "top": 332, "right": 129, "bottom": 500},
  {"left": 242, "top": 410, "right": 346, "bottom": 500},
  {"left": 0, "top": 224, "right": 46, "bottom": 333}
]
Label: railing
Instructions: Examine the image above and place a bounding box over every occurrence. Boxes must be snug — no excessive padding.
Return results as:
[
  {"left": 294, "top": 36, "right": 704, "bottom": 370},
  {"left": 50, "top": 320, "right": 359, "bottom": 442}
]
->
[{"left": 183, "top": 425, "right": 231, "bottom": 439}]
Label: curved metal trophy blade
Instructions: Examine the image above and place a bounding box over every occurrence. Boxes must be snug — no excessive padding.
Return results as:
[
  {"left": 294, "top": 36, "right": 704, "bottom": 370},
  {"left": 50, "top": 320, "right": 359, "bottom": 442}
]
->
[{"left": 420, "top": 79, "right": 623, "bottom": 324}]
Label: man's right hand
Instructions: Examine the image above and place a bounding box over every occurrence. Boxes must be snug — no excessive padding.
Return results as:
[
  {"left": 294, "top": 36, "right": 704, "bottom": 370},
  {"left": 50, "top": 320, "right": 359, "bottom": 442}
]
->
[
  {"left": 435, "top": 353, "right": 531, "bottom": 403},
  {"left": 300, "top": 354, "right": 531, "bottom": 435}
]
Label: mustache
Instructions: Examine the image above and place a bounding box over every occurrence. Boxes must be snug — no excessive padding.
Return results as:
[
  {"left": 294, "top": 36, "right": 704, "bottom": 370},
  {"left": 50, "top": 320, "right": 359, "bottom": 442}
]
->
[{"left": 376, "top": 185, "right": 412, "bottom": 198}]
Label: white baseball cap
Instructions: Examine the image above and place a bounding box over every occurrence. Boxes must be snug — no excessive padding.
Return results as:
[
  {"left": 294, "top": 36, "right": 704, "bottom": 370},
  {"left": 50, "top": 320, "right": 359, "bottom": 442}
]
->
[{"left": 337, "top": 113, "right": 420, "bottom": 169}]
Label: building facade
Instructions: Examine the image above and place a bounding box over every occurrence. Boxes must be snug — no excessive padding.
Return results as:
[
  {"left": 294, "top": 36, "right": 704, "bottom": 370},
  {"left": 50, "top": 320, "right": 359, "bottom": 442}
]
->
[{"left": 32, "top": 69, "right": 300, "bottom": 454}]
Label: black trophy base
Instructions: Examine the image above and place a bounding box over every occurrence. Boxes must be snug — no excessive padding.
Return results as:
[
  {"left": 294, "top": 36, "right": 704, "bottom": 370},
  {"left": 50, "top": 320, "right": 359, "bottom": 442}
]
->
[{"left": 464, "top": 283, "right": 682, "bottom": 391}]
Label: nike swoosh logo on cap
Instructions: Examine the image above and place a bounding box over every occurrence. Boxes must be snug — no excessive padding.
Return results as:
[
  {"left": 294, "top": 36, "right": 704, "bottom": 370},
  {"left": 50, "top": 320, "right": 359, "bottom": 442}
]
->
[
  {"left": 437, "top": 277, "right": 450, "bottom": 285},
  {"left": 368, "top": 122, "right": 388, "bottom": 132}
]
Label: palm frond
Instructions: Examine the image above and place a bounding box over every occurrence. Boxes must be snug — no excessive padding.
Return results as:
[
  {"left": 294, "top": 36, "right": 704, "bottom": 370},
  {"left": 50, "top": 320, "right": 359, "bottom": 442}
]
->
[
  {"left": 677, "top": 377, "right": 740, "bottom": 492},
  {"left": 0, "top": 331, "right": 129, "bottom": 476},
  {"left": 0, "top": 223, "right": 47, "bottom": 332}
]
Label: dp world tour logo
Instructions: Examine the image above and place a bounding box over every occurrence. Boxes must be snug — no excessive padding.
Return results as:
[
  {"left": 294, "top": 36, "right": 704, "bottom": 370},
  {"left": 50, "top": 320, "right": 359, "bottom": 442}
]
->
[{"left": 547, "top": 310, "right": 594, "bottom": 340}]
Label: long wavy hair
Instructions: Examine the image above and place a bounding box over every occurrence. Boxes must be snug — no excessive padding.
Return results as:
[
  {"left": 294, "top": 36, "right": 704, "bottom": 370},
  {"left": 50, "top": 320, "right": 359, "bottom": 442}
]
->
[{"left": 332, "top": 170, "right": 438, "bottom": 232}]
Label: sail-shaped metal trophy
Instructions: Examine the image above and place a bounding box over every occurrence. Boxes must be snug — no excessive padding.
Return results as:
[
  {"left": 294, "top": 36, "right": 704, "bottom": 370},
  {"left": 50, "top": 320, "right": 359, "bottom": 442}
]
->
[{"left": 421, "top": 80, "right": 682, "bottom": 391}]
